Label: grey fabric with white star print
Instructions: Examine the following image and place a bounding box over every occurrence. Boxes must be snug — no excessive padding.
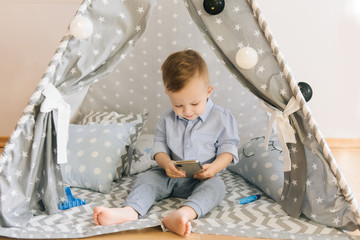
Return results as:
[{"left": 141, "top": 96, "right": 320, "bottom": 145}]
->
[
  {"left": 0, "top": 0, "right": 155, "bottom": 227},
  {"left": 184, "top": 0, "right": 358, "bottom": 230}
]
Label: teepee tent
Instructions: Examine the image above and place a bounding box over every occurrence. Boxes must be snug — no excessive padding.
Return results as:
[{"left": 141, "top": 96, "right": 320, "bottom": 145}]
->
[{"left": 0, "top": 0, "right": 359, "bottom": 238}]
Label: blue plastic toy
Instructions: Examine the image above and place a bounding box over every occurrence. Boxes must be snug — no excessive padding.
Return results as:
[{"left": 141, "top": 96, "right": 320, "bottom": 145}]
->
[
  {"left": 238, "top": 194, "right": 261, "bottom": 205},
  {"left": 59, "top": 187, "right": 86, "bottom": 210}
]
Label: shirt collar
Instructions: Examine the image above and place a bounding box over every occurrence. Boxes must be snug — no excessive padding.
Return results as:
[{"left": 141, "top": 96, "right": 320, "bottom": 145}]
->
[
  {"left": 199, "top": 98, "right": 213, "bottom": 122},
  {"left": 174, "top": 98, "right": 214, "bottom": 122}
]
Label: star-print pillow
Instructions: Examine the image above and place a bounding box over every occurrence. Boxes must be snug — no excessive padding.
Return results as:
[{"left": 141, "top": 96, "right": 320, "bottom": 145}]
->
[
  {"left": 228, "top": 135, "right": 284, "bottom": 202},
  {"left": 129, "top": 134, "right": 157, "bottom": 175}
]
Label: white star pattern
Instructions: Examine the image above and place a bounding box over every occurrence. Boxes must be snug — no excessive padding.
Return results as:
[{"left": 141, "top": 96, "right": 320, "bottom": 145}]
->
[
  {"left": 312, "top": 163, "right": 318, "bottom": 170},
  {"left": 254, "top": 30, "right": 261, "bottom": 37},
  {"left": 57, "top": 181, "right": 64, "bottom": 189},
  {"left": 115, "top": 29, "right": 122, "bottom": 35},
  {"left": 15, "top": 171, "right": 22, "bottom": 178},
  {"left": 237, "top": 42, "right": 244, "bottom": 48},
  {"left": 25, "top": 135, "right": 33, "bottom": 141},
  {"left": 92, "top": 49, "right": 100, "bottom": 56},
  {"left": 333, "top": 217, "right": 340, "bottom": 225},
  {"left": 95, "top": 33, "right": 102, "bottom": 39},
  {"left": 292, "top": 163, "right": 298, "bottom": 170},
  {"left": 257, "top": 49, "right": 265, "bottom": 55},
  {"left": 11, "top": 190, "right": 18, "bottom": 197},
  {"left": 233, "top": 6, "right": 240, "bottom": 13},
  {"left": 217, "top": 35, "right": 224, "bottom": 42},
  {"left": 257, "top": 66, "right": 265, "bottom": 73},
  {"left": 6, "top": 175, "right": 12, "bottom": 183},
  {"left": 98, "top": 16, "right": 105, "bottom": 23},
  {"left": 137, "top": 7, "right": 144, "bottom": 14},
  {"left": 1, "top": 194, "right": 7, "bottom": 202},
  {"left": 260, "top": 84, "right": 267, "bottom": 90},
  {"left": 21, "top": 151, "right": 28, "bottom": 158},
  {"left": 280, "top": 89, "right": 287, "bottom": 96}
]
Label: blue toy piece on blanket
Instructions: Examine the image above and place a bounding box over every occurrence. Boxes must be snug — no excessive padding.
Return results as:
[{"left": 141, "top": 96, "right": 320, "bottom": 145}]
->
[
  {"left": 59, "top": 187, "right": 87, "bottom": 210},
  {"left": 239, "top": 194, "right": 261, "bottom": 205}
]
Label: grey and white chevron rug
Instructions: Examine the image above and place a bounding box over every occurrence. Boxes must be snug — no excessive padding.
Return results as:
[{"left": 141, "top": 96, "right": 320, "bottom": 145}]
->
[{"left": 0, "top": 170, "right": 350, "bottom": 239}]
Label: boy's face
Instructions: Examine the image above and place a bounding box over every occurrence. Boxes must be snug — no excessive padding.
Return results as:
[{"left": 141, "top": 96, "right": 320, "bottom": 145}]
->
[{"left": 165, "top": 76, "right": 214, "bottom": 121}]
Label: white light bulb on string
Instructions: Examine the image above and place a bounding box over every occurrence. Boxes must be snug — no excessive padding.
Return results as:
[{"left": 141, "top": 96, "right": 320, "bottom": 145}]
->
[
  {"left": 236, "top": 46, "right": 258, "bottom": 69},
  {"left": 70, "top": 16, "right": 93, "bottom": 39}
]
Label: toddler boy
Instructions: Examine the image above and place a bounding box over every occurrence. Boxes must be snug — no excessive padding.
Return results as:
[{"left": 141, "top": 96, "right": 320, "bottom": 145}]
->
[{"left": 93, "top": 49, "right": 240, "bottom": 237}]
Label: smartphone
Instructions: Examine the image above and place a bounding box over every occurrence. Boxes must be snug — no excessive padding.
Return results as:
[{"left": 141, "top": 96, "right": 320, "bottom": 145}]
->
[{"left": 174, "top": 160, "right": 203, "bottom": 178}]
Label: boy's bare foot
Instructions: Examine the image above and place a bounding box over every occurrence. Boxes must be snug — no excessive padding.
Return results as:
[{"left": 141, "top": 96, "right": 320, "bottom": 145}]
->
[
  {"left": 162, "top": 206, "right": 197, "bottom": 237},
  {"left": 93, "top": 206, "right": 138, "bottom": 226}
]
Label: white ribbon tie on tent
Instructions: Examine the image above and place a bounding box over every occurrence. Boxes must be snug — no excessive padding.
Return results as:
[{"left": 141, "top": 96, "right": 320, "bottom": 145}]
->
[
  {"left": 40, "top": 83, "right": 70, "bottom": 164},
  {"left": 261, "top": 97, "right": 300, "bottom": 172}
]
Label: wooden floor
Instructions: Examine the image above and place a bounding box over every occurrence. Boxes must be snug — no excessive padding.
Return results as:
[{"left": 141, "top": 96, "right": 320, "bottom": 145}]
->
[{"left": 0, "top": 140, "right": 359, "bottom": 240}]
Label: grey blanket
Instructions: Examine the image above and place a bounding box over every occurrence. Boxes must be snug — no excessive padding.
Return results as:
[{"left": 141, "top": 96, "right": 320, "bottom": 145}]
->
[{"left": 0, "top": 170, "right": 349, "bottom": 240}]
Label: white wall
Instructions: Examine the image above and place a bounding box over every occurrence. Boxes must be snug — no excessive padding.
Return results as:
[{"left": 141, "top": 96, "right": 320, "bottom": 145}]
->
[
  {"left": 0, "top": 0, "right": 359, "bottom": 138},
  {"left": 257, "top": 0, "right": 360, "bottom": 138},
  {"left": 0, "top": 0, "right": 81, "bottom": 136}
]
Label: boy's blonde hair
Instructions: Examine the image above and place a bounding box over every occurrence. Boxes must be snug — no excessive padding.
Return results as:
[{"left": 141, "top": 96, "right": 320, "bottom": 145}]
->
[{"left": 161, "top": 49, "right": 209, "bottom": 92}]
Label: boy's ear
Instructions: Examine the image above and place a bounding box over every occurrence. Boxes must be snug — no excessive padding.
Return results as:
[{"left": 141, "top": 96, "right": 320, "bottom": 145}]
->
[{"left": 207, "top": 85, "right": 214, "bottom": 96}]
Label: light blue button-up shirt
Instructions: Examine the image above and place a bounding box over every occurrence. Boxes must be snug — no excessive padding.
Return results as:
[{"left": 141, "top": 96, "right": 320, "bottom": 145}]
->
[{"left": 151, "top": 99, "right": 240, "bottom": 165}]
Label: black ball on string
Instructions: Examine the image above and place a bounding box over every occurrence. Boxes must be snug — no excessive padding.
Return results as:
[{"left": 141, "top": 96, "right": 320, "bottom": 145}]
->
[
  {"left": 298, "top": 82, "right": 313, "bottom": 102},
  {"left": 203, "top": 0, "right": 225, "bottom": 15}
]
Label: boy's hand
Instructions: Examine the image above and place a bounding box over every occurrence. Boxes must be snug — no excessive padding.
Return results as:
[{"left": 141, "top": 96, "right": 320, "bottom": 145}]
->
[
  {"left": 193, "top": 164, "right": 215, "bottom": 181},
  {"left": 165, "top": 161, "right": 186, "bottom": 178},
  {"left": 194, "top": 153, "right": 233, "bottom": 181}
]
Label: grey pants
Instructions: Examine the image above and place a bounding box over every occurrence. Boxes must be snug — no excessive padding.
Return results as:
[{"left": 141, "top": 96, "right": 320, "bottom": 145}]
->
[{"left": 123, "top": 167, "right": 226, "bottom": 218}]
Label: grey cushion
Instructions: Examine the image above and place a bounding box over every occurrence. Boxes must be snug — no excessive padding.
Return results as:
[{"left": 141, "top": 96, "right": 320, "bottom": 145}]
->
[
  {"left": 74, "top": 111, "right": 148, "bottom": 179},
  {"left": 129, "top": 134, "right": 157, "bottom": 175},
  {"left": 61, "top": 123, "right": 134, "bottom": 193},
  {"left": 228, "top": 136, "right": 284, "bottom": 202}
]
